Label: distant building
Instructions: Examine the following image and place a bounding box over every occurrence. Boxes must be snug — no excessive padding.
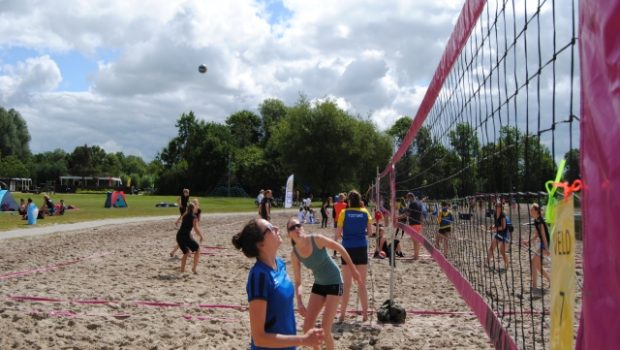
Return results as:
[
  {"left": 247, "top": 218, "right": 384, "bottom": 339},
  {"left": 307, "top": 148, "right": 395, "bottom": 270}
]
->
[
  {"left": 59, "top": 176, "right": 123, "bottom": 189},
  {"left": 0, "top": 178, "right": 33, "bottom": 192}
]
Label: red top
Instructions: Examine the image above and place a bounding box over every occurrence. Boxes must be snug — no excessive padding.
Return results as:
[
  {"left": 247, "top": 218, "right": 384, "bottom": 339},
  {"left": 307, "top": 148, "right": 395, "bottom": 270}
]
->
[{"left": 333, "top": 202, "right": 347, "bottom": 221}]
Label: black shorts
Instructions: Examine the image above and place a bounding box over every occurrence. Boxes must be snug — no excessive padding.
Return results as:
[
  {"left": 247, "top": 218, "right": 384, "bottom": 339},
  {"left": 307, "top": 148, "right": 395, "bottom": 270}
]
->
[
  {"left": 177, "top": 231, "right": 199, "bottom": 254},
  {"left": 179, "top": 207, "right": 185, "bottom": 215},
  {"left": 311, "top": 283, "right": 343, "bottom": 296},
  {"left": 494, "top": 231, "right": 510, "bottom": 243},
  {"left": 438, "top": 227, "right": 451, "bottom": 235},
  {"left": 341, "top": 247, "right": 368, "bottom": 265}
]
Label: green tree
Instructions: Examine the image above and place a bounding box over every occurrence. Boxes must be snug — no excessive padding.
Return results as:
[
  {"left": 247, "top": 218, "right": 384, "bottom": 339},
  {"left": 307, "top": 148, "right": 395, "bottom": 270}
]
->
[
  {"left": 521, "top": 134, "right": 556, "bottom": 191},
  {"left": 449, "top": 123, "right": 480, "bottom": 195},
  {"left": 186, "top": 122, "right": 233, "bottom": 193},
  {"left": 387, "top": 116, "right": 413, "bottom": 146},
  {"left": 68, "top": 145, "right": 96, "bottom": 176},
  {"left": 259, "top": 98, "right": 287, "bottom": 145},
  {"left": 271, "top": 99, "right": 390, "bottom": 194},
  {"left": 30, "top": 149, "right": 69, "bottom": 184},
  {"left": 233, "top": 145, "right": 268, "bottom": 195},
  {"left": 159, "top": 112, "right": 200, "bottom": 167},
  {"left": 226, "top": 110, "right": 261, "bottom": 147},
  {"left": 102, "top": 153, "right": 122, "bottom": 176},
  {"left": 0, "top": 155, "right": 29, "bottom": 177},
  {"left": 564, "top": 148, "right": 580, "bottom": 183},
  {"left": 156, "top": 113, "right": 233, "bottom": 194},
  {"left": 0, "top": 107, "right": 31, "bottom": 159}
]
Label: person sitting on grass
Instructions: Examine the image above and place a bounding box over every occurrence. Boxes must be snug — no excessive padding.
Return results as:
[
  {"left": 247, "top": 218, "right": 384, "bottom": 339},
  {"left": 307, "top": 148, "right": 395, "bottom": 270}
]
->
[
  {"left": 18, "top": 198, "right": 27, "bottom": 218},
  {"left": 40, "top": 195, "right": 55, "bottom": 216}
]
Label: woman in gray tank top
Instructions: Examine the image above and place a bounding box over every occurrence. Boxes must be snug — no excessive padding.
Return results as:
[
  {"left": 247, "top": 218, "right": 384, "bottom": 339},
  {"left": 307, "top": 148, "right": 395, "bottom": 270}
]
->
[{"left": 287, "top": 217, "right": 361, "bottom": 350}]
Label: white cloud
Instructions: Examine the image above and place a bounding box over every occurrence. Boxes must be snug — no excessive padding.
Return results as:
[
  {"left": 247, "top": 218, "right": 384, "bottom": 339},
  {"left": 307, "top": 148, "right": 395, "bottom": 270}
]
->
[
  {"left": 0, "top": 0, "right": 578, "bottom": 161},
  {"left": 0, "top": 56, "right": 62, "bottom": 105}
]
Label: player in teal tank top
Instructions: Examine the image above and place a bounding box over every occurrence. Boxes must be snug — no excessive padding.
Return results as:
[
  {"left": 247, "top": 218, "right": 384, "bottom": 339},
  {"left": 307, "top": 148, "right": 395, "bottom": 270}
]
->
[{"left": 287, "top": 217, "right": 361, "bottom": 350}]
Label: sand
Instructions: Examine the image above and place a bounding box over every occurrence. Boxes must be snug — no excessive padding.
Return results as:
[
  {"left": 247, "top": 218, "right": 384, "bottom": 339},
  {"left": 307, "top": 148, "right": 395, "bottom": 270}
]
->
[{"left": 0, "top": 211, "right": 496, "bottom": 349}]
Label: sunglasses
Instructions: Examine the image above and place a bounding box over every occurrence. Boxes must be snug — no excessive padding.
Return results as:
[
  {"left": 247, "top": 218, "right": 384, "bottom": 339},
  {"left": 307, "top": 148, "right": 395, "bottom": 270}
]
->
[
  {"left": 287, "top": 223, "right": 302, "bottom": 232},
  {"left": 263, "top": 223, "right": 278, "bottom": 235}
]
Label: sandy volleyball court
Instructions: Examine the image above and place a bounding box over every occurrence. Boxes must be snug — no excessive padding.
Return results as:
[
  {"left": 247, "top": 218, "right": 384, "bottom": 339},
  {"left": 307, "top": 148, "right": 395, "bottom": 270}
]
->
[{"left": 0, "top": 211, "right": 493, "bottom": 349}]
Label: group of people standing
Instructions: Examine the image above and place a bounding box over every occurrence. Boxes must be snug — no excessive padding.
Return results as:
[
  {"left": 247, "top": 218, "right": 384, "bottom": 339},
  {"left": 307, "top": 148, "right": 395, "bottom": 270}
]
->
[
  {"left": 233, "top": 189, "right": 373, "bottom": 350},
  {"left": 173, "top": 185, "right": 551, "bottom": 349}
]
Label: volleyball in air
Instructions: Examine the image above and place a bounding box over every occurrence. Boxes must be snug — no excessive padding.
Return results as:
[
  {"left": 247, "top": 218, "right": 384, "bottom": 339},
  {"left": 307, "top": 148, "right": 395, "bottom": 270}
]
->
[{"left": 198, "top": 64, "right": 208, "bottom": 74}]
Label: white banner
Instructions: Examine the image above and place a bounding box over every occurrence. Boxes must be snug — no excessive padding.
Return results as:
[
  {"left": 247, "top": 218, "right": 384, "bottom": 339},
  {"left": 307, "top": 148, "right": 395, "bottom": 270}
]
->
[{"left": 284, "top": 174, "right": 294, "bottom": 208}]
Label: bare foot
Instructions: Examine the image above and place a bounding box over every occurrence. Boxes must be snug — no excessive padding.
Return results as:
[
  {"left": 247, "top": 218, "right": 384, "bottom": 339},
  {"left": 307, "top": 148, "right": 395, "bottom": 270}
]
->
[{"left": 192, "top": 269, "right": 197, "bottom": 274}]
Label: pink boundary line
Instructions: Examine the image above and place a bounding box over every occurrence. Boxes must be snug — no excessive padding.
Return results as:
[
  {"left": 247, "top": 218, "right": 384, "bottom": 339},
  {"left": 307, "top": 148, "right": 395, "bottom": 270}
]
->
[
  {"left": 399, "top": 223, "right": 519, "bottom": 350},
  {"left": 21, "top": 309, "right": 238, "bottom": 322},
  {"left": 0, "top": 252, "right": 112, "bottom": 281},
  {"left": 8, "top": 294, "right": 247, "bottom": 311}
]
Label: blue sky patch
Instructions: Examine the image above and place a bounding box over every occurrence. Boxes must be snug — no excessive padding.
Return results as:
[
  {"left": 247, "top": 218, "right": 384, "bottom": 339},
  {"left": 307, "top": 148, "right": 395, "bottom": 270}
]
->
[
  {"left": 258, "top": 0, "right": 293, "bottom": 25},
  {"left": 0, "top": 46, "right": 119, "bottom": 92}
]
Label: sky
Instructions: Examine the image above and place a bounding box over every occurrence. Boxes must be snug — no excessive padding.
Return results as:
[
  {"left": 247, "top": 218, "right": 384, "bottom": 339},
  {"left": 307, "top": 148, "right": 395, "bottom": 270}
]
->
[{"left": 0, "top": 0, "right": 578, "bottom": 162}]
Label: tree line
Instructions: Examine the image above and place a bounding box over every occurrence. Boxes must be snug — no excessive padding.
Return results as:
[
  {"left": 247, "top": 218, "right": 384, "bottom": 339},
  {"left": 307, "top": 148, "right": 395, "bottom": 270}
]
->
[
  {"left": 0, "top": 104, "right": 579, "bottom": 198},
  {"left": 387, "top": 116, "right": 580, "bottom": 199}
]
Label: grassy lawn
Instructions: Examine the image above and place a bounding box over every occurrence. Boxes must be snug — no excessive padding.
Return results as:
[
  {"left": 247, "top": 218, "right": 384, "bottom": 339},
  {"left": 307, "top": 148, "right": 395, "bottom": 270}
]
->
[{"left": 0, "top": 193, "right": 258, "bottom": 232}]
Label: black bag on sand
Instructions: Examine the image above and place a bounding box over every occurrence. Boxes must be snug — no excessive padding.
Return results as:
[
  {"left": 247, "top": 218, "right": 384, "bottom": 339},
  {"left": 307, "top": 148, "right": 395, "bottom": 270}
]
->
[{"left": 377, "top": 299, "right": 406, "bottom": 324}]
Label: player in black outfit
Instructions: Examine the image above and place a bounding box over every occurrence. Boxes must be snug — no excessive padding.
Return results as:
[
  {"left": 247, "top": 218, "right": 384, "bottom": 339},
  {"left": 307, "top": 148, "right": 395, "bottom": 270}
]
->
[{"left": 175, "top": 203, "right": 203, "bottom": 274}]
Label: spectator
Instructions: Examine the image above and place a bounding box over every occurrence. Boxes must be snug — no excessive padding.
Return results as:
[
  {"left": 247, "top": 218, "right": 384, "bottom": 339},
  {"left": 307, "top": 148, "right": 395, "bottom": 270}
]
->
[
  {"left": 405, "top": 192, "right": 424, "bottom": 260},
  {"left": 259, "top": 189, "right": 273, "bottom": 221},
  {"left": 18, "top": 198, "right": 27, "bottom": 218},
  {"left": 256, "top": 189, "right": 265, "bottom": 207},
  {"left": 41, "top": 195, "right": 55, "bottom": 216}
]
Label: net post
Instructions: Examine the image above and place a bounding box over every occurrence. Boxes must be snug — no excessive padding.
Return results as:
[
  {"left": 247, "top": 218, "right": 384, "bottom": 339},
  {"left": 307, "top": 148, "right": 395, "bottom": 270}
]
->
[{"left": 389, "top": 165, "right": 396, "bottom": 302}]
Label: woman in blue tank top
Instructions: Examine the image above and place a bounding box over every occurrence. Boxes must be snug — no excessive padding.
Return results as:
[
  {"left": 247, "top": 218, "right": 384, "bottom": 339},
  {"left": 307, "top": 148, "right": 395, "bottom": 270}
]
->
[
  {"left": 287, "top": 217, "right": 360, "bottom": 350},
  {"left": 335, "top": 190, "right": 372, "bottom": 322},
  {"left": 233, "top": 218, "right": 324, "bottom": 349}
]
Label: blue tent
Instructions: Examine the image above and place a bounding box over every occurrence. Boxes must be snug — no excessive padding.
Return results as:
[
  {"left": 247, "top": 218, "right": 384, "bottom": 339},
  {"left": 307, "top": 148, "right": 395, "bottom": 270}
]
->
[{"left": 0, "top": 190, "right": 19, "bottom": 211}]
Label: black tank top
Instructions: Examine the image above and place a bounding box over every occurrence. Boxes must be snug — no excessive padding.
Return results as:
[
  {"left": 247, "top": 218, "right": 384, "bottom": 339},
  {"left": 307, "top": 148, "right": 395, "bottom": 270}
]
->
[
  {"left": 179, "top": 212, "right": 194, "bottom": 233},
  {"left": 180, "top": 194, "right": 189, "bottom": 210},
  {"left": 495, "top": 212, "right": 507, "bottom": 234}
]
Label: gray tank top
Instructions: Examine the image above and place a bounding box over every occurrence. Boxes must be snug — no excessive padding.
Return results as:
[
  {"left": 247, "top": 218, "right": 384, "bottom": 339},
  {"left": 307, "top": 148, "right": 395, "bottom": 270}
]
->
[{"left": 293, "top": 236, "right": 342, "bottom": 285}]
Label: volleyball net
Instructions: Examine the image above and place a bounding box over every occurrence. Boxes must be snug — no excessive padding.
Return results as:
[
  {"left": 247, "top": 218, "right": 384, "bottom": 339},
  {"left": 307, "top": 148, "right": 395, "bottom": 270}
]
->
[{"left": 374, "top": 0, "right": 583, "bottom": 348}]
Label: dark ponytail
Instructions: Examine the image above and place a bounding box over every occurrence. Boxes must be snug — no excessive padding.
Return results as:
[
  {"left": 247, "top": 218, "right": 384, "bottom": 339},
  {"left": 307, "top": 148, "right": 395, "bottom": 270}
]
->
[{"left": 232, "top": 219, "right": 264, "bottom": 258}]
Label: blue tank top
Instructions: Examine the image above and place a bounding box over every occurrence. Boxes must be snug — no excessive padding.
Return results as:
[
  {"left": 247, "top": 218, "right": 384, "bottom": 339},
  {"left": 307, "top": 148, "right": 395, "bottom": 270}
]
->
[
  {"left": 247, "top": 257, "right": 296, "bottom": 350},
  {"left": 338, "top": 208, "right": 371, "bottom": 249},
  {"left": 293, "top": 236, "right": 342, "bottom": 285}
]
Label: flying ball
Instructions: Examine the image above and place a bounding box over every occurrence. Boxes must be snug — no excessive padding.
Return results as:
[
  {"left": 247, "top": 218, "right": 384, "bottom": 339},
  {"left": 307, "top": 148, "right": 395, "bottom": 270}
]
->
[{"left": 198, "top": 64, "right": 208, "bottom": 74}]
